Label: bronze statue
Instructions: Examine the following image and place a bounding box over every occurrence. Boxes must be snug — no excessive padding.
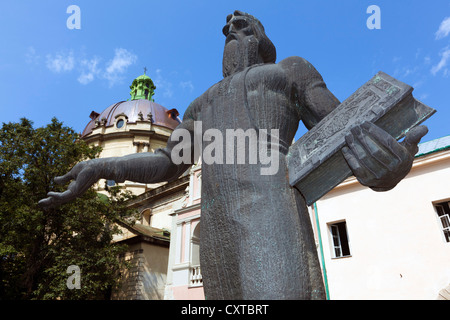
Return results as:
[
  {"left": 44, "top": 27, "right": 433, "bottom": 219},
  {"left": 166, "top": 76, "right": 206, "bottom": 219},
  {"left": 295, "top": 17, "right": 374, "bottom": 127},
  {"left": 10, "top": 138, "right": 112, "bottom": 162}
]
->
[{"left": 40, "top": 11, "right": 429, "bottom": 299}]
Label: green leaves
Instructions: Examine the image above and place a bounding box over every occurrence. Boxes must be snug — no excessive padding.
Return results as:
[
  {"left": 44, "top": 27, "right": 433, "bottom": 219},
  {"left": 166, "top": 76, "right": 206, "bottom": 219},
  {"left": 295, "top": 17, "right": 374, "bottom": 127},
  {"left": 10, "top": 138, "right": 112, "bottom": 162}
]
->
[{"left": 0, "top": 118, "right": 135, "bottom": 299}]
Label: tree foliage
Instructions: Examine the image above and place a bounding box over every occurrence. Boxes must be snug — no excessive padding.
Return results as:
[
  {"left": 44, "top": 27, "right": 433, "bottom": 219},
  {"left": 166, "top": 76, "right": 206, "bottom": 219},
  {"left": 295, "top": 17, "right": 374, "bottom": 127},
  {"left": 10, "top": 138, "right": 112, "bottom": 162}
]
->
[{"left": 0, "top": 118, "right": 137, "bottom": 299}]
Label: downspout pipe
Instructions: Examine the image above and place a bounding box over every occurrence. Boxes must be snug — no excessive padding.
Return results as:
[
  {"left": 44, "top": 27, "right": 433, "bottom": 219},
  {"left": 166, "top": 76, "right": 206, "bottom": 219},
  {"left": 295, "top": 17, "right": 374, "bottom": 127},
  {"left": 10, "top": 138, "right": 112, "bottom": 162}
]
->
[{"left": 313, "top": 202, "right": 330, "bottom": 300}]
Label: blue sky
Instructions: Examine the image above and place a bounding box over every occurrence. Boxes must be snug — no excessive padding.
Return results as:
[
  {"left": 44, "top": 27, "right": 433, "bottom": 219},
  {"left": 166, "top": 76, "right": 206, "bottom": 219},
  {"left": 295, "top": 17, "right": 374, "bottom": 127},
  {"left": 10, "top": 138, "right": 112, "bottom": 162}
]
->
[{"left": 0, "top": 0, "right": 449, "bottom": 142}]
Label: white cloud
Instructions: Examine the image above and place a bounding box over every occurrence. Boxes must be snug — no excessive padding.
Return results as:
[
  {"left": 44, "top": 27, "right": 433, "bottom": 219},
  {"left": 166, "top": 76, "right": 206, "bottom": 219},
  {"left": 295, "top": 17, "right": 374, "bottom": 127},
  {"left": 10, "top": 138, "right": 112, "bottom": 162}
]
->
[
  {"left": 431, "top": 46, "right": 450, "bottom": 75},
  {"left": 77, "top": 57, "right": 101, "bottom": 85},
  {"left": 39, "top": 47, "right": 137, "bottom": 86},
  {"left": 46, "top": 51, "right": 75, "bottom": 73},
  {"left": 153, "top": 69, "right": 174, "bottom": 98},
  {"left": 436, "top": 17, "right": 450, "bottom": 40},
  {"left": 77, "top": 73, "right": 94, "bottom": 85},
  {"left": 180, "top": 80, "right": 194, "bottom": 92},
  {"left": 412, "top": 80, "right": 424, "bottom": 89},
  {"left": 106, "top": 48, "right": 137, "bottom": 74},
  {"left": 419, "top": 93, "right": 429, "bottom": 101},
  {"left": 402, "top": 66, "right": 418, "bottom": 77},
  {"left": 25, "top": 46, "right": 40, "bottom": 65},
  {"left": 104, "top": 48, "right": 137, "bottom": 86},
  {"left": 393, "top": 65, "right": 419, "bottom": 79}
]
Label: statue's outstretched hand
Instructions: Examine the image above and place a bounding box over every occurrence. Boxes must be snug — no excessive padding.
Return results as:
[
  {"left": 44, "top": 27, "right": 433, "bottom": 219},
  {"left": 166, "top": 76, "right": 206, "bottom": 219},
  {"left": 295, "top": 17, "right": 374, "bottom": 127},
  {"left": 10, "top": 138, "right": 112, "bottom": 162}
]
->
[
  {"left": 341, "top": 121, "right": 428, "bottom": 191},
  {"left": 38, "top": 159, "right": 101, "bottom": 208}
]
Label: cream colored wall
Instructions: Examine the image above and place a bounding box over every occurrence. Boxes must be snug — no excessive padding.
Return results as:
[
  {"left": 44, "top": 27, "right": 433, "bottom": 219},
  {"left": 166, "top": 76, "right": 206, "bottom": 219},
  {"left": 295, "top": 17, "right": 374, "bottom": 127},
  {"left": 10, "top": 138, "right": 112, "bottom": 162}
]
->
[
  {"left": 141, "top": 195, "right": 184, "bottom": 231},
  {"left": 141, "top": 242, "right": 169, "bottom": 300},
  {"left": 112, "top": 242, "right": 169, "bottom": 300},
  {"left": 315, "top": 150, "right": 450, "bottom": 299}
]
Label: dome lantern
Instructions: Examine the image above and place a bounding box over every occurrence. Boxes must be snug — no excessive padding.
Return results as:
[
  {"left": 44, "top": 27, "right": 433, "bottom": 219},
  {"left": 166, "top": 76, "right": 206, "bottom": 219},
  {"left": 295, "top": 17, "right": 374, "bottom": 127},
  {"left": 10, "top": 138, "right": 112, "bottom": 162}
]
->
[{"left": 129, "top": 68, "right": 156, "bottom": 101}]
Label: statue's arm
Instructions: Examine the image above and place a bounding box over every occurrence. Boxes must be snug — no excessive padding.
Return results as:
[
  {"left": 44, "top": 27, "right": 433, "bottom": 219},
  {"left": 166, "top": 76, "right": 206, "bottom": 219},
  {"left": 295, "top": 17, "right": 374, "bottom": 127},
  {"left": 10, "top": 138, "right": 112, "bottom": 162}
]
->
[
  {"left": 39, "top": 100, "right": 200, "bottom": 207},
  {"left": 96, "top": 118, "right": 196, "bottom": 184}
]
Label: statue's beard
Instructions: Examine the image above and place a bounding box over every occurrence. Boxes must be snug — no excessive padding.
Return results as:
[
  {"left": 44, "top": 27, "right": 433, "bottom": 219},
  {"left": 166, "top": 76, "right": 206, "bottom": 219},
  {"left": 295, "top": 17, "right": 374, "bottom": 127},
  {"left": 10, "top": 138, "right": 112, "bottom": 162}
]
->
[{"left": 222, "top": 35, "right": 263, "bottom": 78}]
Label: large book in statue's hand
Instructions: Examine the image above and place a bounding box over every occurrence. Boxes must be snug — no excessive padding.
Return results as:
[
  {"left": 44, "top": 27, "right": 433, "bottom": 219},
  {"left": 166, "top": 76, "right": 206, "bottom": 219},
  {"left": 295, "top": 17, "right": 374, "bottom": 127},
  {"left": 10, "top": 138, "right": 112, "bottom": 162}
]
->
[{"left": 287, "top": 71, "right": 436, "bottom": 206}]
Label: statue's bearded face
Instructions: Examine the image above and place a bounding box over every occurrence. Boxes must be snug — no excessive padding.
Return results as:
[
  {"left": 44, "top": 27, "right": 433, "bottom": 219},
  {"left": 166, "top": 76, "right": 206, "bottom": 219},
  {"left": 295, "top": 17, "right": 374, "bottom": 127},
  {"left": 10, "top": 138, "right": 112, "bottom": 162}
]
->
[
  {"left": 222, "top": 14, "right": 254, "bottom": 44},
  {"left": 222, "top": 11, "right": 276, "bottom": 78}
]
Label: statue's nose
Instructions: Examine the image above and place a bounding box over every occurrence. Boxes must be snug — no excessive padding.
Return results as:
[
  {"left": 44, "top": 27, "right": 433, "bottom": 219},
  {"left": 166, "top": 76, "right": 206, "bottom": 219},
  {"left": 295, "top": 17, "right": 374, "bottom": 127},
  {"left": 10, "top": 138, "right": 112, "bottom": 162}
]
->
[
  {"left": 225, "top": 23, "right": 236, "bottom": 35},
  {"left": 222, "top": 24, "right": 230, "bottom": 36},
  {"left": 223, "top": 22, "right": 237, "bottom": 37}
]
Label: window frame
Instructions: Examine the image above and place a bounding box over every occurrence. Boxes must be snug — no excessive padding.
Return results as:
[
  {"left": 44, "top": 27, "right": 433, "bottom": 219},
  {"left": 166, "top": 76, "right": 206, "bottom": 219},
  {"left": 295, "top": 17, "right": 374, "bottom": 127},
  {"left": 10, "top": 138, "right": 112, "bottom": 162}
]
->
[
  {"left": 328, "top": 220, "right": 352, "bottom": 259},
  {"left": 434, "top": 201, "right": 450, "bottom": 243},
  {"left": 116, "top": 119, "right": 125, "bottom": 129}
]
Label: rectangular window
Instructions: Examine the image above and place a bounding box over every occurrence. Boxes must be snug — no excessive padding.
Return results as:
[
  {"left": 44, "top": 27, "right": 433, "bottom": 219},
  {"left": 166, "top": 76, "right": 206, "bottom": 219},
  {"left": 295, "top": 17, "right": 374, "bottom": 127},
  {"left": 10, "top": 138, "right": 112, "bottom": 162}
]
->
[
  {"left": 434, "top": 201, "right": 450, "bottom": 243},
  {"left": 330, "top": 221, "right": 351, "bottom": 258}
]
